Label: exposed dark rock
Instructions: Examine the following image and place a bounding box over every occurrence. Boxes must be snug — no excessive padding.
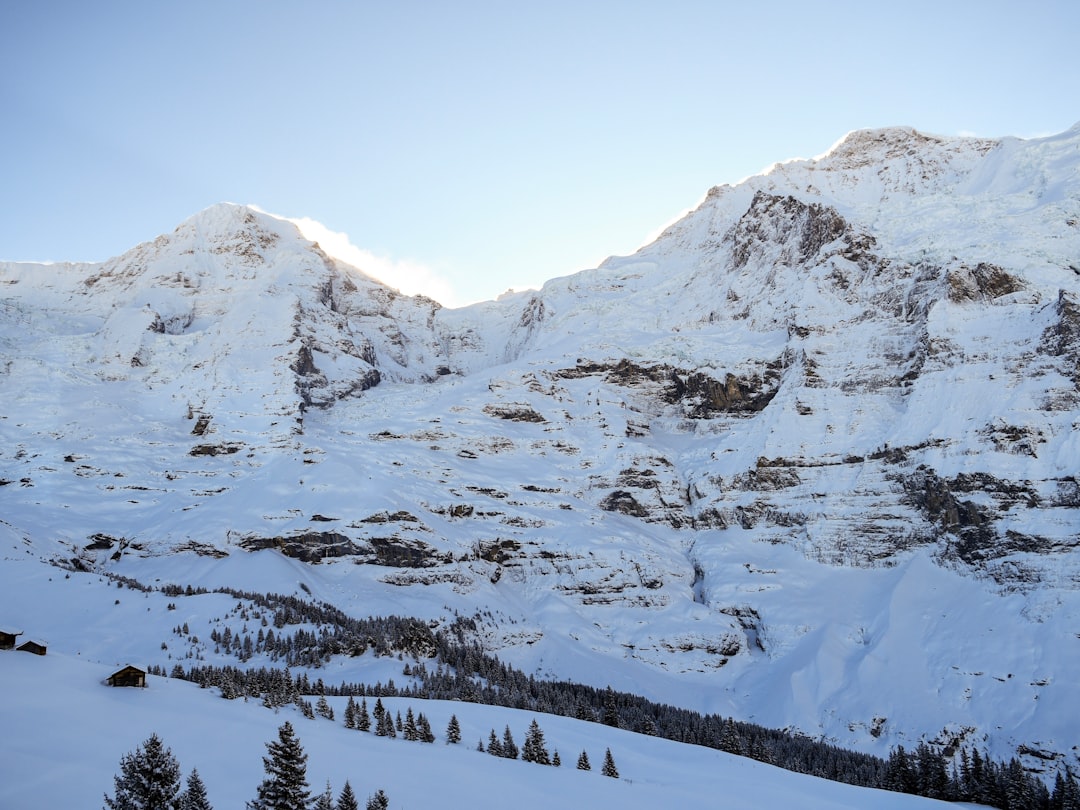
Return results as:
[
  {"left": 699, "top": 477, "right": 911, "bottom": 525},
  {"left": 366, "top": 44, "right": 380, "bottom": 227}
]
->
[
  {"left": 474, "top": 538, "right": 521, "bottom": 564},
  {"left": 946, "top": 262, "right": 1025, "bottom": 303},
  {"left": 358, "top": 510, "right": 423, "bottom": 524},
  {"left": 189, "top": 443, "right": 242, "bottom": 456},
  {"left": 483, "top": 403, "right": 546, "bottom": 422},
  {"left": 367, "top": 536, "right": 446, "bottom": 567},
  {"left": 1040, "top": 290, "right": 1080, "bottom": 386},
  {"left": 728, "top": 192, "right": 868, "bottom": 270},
  {"left": 600, "top": 490, "right": 649, "bottom": 518},
  {"left": 85, "top": 533, "right": 119, "bottom": 551},
  {"left": 558, "top": 358, "right": 780, "bottom": 417},
  {"left": 240, "top": 531, "right": 361, "bottom": 563},
  {"left": 191, "top": 414, "right": 212, "bottom": 436},
  {"left": 170, "top": 541, "right": 229, "bottom": 558}
]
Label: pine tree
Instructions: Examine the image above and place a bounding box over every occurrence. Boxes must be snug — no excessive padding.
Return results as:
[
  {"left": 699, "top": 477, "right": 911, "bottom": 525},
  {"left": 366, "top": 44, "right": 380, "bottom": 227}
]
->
[
  {"left": 601, "top": 687, "right": 620, "bottom": 728},
  {"left": 601, "top": 748, "right": 619, "bottom": 779},
  {"left": 501, "top": 725, "right": 519, "bottom": 759},
  {"left": 376, "top": 708, "right": 396, "bottom": 738},
  {"left": 364, "top": 790, "right": 388, "bottom": 810},
  {"left": 395, "top": 711, "right": 403, "bottom": 733},
  {"left": 356, "top": 699, "right": 370, "bottom": 732},
  {"left": 552, "top": 751, "right": 561, "bottom": 767},
  {"left": 403, "top": 707, "right": 418, "bottom": 741},
  {"left": 104, "top": 732, "right": 183, "bottom": 810},
  {"left": 313, "top": 781, "right": 334, "bottom": 810},
  {"left": 337, "top": 782, "right": 358, "bottom": 810},
  {"left": 179, "top": 769, "right": 212, "bottom": 810},
  {"left": 248, "top": 721, "right": 312, "bottom": 810},
  {"left": 445, "top": 714, "right": 461, "bottom": 744},
  {"left": 487, "top": 729, "right": 503, "bottom": 757},
  {"left": 315, "top": 696, "right": 334, "bottom": 722},
  {"left": 576, "top": 750, "right": 591, "bottom": 771},
  {"left": 522, "top": 719, "right": 550, "bottom": 765},
  {"left": 344, "top": 696, "right": 357, "bottom": 729},
  {"left": 417, "top": 712, "right": 435, "bottom": 743}
]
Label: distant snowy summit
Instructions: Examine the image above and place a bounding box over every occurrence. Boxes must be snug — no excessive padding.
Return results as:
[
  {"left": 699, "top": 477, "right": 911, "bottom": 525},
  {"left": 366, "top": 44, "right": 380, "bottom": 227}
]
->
[{"left": 2, "top": 122, "right": 1080, "bottom": 768}]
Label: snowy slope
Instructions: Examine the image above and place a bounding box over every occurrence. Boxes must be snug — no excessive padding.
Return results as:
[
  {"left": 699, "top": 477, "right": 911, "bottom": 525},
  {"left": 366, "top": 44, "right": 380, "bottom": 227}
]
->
[
  {"left": 2, "top": 123, "right": 1080, "bottom": 776},
  {"left": 0, "top": 646, "right": 959, "bottom": 810}
]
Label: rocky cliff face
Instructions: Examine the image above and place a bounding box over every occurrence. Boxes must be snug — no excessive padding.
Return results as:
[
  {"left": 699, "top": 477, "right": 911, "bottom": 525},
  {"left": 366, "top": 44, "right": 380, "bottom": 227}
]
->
[{"left": 3, "top": 124, "right": 1080, "bottom": 770}]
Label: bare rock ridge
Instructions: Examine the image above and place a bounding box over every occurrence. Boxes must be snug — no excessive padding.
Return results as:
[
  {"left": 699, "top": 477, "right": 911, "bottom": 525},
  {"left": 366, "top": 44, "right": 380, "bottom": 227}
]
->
[{"left": 2, "top": 124, "right": 1080, "bottom": 771}]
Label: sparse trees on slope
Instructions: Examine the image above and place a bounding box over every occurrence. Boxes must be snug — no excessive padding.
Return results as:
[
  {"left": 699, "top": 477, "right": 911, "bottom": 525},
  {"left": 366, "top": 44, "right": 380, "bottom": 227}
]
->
[
  {"left": 104, "top": 732, "right": 182, "bottom": 810},
  {"left": 248, "top": 721, "right": 312, "bottom": 810},
  {"left": 576, "top": 750, "right": 591, "bottom": 771}
]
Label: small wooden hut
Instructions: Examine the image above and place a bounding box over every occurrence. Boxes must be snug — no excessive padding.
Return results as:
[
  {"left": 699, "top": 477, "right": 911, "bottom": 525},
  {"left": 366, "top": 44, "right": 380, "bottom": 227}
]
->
[
  {"left": 0, "top": 629, "right": 22, "bottom": 650},
  {"left": 16, "top": 640, "right": 46, "bottom": 656},
  {"left": 107, "top": 665, "right": 147, "bottom": 688}
]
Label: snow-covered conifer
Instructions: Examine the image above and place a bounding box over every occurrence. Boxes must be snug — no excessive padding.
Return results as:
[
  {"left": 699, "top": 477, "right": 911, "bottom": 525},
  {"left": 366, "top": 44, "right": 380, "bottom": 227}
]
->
[
  {"left": 104, "top": 732, "right": 182, "bottom": 810},
  {"left": 602, "top": 748, "right": 619, "bottom": 778},
  {"left": 248, "top": 721, "right": 312, "bottom": 810},
  {"left": 445, "top": 714, "right": 461, "bottom": 744},
  {"left": 179, "top": 768, "right": 212, "bottom": 810},
  {"left": 337, "top": 781, "right": 358, "bottom": 810}
]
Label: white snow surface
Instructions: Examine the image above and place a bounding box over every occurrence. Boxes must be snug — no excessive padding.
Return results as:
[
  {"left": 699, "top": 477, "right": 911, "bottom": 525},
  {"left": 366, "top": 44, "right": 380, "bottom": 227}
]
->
[{"left": 2, "top": 122, "right": 1080, "bottom": 785}]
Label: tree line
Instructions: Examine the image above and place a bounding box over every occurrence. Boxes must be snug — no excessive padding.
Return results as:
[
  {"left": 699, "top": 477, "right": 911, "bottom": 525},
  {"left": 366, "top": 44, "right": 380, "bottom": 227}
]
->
[{"left": 134, "top": 577, "right": 1080, "bottom": 809}]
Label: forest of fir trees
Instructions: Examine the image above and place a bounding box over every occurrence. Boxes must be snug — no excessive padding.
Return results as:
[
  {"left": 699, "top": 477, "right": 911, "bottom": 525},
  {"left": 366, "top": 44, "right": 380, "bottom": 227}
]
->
[{"left": 106, "top": 573, "right": 1080, "bottom": 810}]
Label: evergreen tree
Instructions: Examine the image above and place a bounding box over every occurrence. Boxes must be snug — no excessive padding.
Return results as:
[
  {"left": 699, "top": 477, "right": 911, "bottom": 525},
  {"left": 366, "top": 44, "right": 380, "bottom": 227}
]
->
[
  {"left": 718, "top": 718, "right": 743, "bottom": 755},
  {"left": 376, "top": 708, "right": 396, "bottom": 738},
  {"left": 364, "top": 790, "right": 388, "bottom": 810},
  {"left": 601, "top": 687, "right": 620, "bottom": 728},
  {"left": 395, "top": 711, "right": 404, "bottom": 733},
  {"left": 344, "top": 696, "right": 357, "bottom": 729},
  {"left": 487, "top": 729, "right": 503, "bottom": 757},
  {"left": 522, "top": 719, "right": 551, "bottom": 765},
  {"left": 104, "top": 732, "right": 183, "bottom": 810},
  {"left": 179, "top": 769, "right": 212, "bottom": 810},
  {"left": 476, "top": 739, "right": 485, "bottom": 753},
  {"left": 417, "top": 712, "right": 435, "bottom": 743},
  {"left": 601, "top": 748, "right": 619, "bottom": 779},
  {"left": 337, "top": 782, "right": 358, "bottom": 810},
  {"left": 576, "top": 750, "right": 591, "bottom": 771},
  {"left": 403, "top": 708, "right": 418, "bottom": 741},
  {"left": 445, "top": 714, "right": 461, "bottom": 744},
  {"left": 248, "top": 721, "right": 312, "bottom": 810},
  {"left": 501, "top": 725, "right": 519, "bottom": 760},
  {"left": 315, "top": 696, "right": 334, "bottom": 722},
  {"left": 552, "top": 751, "right": 561, "bottom": 767},
  {"left": 313, "top": 782, "right": 334, "bottom": 810},
  {"left": 356, "top": 699, "right": 370, "bottom": 733}
]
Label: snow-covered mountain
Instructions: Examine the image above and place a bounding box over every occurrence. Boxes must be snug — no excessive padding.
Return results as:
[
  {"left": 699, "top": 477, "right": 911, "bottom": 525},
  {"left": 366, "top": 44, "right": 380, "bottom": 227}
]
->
[{"left": 3, "top": 123, "right": 1080, "bottom": 775}]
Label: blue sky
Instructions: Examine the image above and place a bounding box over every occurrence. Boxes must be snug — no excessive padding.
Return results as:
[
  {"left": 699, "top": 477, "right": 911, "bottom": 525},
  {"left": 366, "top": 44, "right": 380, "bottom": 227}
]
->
[{"left": 2, "top": 1, "right": 1078, "bottom": 306}]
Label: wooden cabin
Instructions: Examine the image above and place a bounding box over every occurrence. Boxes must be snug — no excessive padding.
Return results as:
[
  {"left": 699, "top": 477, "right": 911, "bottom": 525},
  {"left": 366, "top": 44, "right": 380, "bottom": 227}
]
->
[
  {"left": 16, "top": 640, "right": 46, "bottom": 656},
  {"left": 0, "top": 629, "right": 22, "bottom": 650},
  {"left": 107, "top": 665, "right": 147, "bottom": 688}
]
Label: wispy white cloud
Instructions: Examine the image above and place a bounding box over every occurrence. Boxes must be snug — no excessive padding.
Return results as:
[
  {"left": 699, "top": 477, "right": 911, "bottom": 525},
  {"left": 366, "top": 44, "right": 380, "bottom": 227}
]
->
[{"left": 282, "top": 214, "right": 462, "bottom": 308}]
